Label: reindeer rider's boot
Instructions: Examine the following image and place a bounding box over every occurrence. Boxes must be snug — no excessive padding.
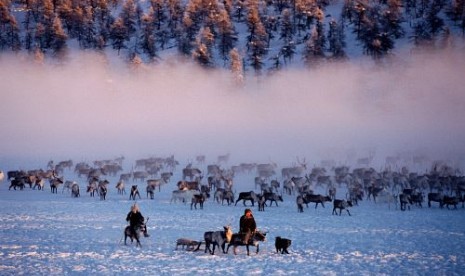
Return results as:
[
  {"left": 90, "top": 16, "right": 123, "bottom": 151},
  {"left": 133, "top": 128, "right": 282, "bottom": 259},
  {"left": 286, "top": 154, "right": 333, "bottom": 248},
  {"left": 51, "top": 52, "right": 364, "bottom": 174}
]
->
[{"left": 243, "top": 230, "right": 251, "bottom": 245}]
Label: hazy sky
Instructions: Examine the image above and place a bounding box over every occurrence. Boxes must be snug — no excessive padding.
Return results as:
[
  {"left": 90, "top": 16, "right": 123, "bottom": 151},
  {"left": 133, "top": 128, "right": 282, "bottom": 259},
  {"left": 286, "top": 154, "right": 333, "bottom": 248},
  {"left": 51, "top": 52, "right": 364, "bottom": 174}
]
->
[{"left": 1, "top": 49, "right": 464, "bottom": 167}]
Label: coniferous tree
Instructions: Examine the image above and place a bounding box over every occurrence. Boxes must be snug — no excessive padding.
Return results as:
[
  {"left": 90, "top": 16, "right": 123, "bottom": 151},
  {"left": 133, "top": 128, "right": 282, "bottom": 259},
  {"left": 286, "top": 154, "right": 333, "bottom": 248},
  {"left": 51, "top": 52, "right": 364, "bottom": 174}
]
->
[
  {"left": 202, "top": 25, "right": 215, "bottom": 53},
  {"left": 40, "top": 0, "right": 56, "bottom": 49},
  {"left": 217, "top": 8, "right": 237, "bottom": 62},
  {"left": 426, "top": 0, "right": 445, "bottom": 36},
  {"left": 34, "top": 46, "right": 45, "bottom": 64},
  {"left": 327, "top": 19, "right": 346, "bottom": 60},
  {"left": 280, "top": 9, "right": 294, "bottom": 43},
  {"left": 383, "top": 0, "right": 404, "bottom": 39},
  {"left": 94, "top": 0, "right": 114, "bottom": 50},
  {"left": 269, "top": 53, "right": 283, "bottom": 72},
  {"left": 412, "top": 20, "right": 433, "bottom": 47},
  {"left": 192, "top": 27, "right": 214, "bottom": 67},
  {"left": 192, "top": 40, "right": 211, "bottom": 67},
  {"left": 262, "top": 14, "right": 277, "bottom": 47},
  {"left": 275, "top": 0, "right": 291, "bottom": 13},
  {"left": 248, "top": 22, "right": 267, "bottom": 74},
  {"left": 234, "top": 0, "right": 246, "bottom": 21},
  {"left": 352, "top": 1, "right": 369, "bottom": 38},
  {"left": 56, "top": 0, "right": 73, "bottom": 34},
  {"left": 411, "top": 0, "right": 445, "bottom": 48},
  {"left": 439, "top": 26, "right": 454, "bottom": 49},
  {"left": 129, "top": 53, "right": 143, "bottom": 70},
  {"left": 167, "top": 0, "right": 183, "bottom": 31},
  {"left": 177, "top": 0, "right": 208, "bottom": 56},
  {"left": 140, "top": 10, "right": 157, "bottom": 59},
  {"left": 178, "top": 11, "right": 197, "bottom": 56},
  {"left": 280, "top": 9, "right": 296, "bottom": 63},
  {"left": 149, "top": 0, "right": 166, "bottom": 30},
  {"left": 71, "top": 6, "right": 84, "bottom": 41},
  {"left": 295, "top": 0, "right": 314, "bottom": 36},
  {"left": 50, "top": 16, "right": 67, "bottom": 53},
  {"left": 223, "top": 0, "right": 233, "bottom": 15},
  {"left": 447, "top": 0, "right": 465, "bottom": 33},
  {"left": 34, "top": 22, "right": 46, "bottom": 50},
  {"left": 0, "top": 0, "right": 20, "bottom": 51},
  {"left": 230, "top": 47, "right": 244, "bottom": 86},
  {"left": 81, "top": 6, "right": 96, "bottom": 48},
  {"left": 246, "top": 4, "right": 267, "bottom": 74},
  {"left": 110, "top": 17, "right": 129, "bottom": 54},
  {"left": 303, "top": 24, "right": 325, "bottom": 67},
  {"left": 120, "top": 0, "right": 138, "bottom": 37}
]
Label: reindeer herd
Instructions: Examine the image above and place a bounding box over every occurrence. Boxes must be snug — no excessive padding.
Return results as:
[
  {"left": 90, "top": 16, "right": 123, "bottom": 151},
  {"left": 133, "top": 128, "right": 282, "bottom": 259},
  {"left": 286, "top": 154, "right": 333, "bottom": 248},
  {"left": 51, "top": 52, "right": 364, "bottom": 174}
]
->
[
  {"left": 3, "top": 156, "right": 465, "bottom": 213},
  {"left": 2, "top": 155, "right": 465, "bottom": 251}
]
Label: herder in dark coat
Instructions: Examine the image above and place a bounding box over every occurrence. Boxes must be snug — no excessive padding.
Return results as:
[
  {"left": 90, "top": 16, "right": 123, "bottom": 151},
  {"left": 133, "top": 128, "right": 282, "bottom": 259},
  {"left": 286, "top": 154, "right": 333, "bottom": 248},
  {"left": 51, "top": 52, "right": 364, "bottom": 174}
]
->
[
  {"left": 239, "top": 208, "right": 256, "bottom": 244},
  {"left": 126, "top": 204, "right": 149, "bottom": 237}
]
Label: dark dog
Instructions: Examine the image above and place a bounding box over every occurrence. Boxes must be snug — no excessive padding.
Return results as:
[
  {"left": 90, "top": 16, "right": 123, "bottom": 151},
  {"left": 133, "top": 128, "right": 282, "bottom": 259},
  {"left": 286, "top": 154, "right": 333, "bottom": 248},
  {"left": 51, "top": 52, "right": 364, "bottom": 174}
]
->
[{"left": 275, "top": 236, "right": 292, "bottom": 254}]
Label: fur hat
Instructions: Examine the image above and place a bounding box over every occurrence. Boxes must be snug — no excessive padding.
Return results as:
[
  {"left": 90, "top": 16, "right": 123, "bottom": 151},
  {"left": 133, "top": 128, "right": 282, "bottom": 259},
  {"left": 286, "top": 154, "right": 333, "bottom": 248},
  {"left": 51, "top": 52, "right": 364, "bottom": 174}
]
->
[{"left": 244, "top": 208, "right": 252, "bottom": 215}]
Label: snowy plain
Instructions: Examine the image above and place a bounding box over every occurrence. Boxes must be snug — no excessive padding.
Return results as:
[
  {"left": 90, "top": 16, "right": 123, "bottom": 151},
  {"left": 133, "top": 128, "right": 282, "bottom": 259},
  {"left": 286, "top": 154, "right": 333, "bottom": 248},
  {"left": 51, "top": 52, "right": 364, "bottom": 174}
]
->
[
  {"left": 1, "top": 1, "right": 465, "bottom": 273},
  {"left": 1, "top": 158, "right": 465, "bottom": 276}
]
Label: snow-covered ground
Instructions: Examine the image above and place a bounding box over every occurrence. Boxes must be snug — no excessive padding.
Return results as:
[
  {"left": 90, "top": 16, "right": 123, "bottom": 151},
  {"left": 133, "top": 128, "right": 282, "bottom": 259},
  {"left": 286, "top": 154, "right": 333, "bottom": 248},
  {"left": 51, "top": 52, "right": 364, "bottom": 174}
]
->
[{"left": 1, "top": 160, "right": 464, "bottom": 275}]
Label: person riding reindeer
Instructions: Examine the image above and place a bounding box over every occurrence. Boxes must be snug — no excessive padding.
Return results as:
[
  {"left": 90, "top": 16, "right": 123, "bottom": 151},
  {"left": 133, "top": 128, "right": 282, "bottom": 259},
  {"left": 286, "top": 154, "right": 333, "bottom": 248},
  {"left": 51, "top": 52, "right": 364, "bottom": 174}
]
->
[
  {"left": 239, "top": 208, "right": 256, "bottom": 244},
  {"left": 126, "top": 203, "right": 149, "bottom": 238}
]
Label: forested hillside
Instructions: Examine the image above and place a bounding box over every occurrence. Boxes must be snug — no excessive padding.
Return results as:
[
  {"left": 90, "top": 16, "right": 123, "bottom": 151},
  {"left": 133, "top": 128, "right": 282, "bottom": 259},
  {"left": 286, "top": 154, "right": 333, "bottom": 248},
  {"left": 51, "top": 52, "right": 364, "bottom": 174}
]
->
[{"left": 0, "top": 0, "right": 464, "bottom": 74}]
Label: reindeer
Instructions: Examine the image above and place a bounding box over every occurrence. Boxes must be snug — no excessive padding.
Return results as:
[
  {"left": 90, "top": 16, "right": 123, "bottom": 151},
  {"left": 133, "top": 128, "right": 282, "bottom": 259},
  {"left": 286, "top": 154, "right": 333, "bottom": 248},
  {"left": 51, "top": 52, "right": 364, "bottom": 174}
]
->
[
  {"left": 132, "top": 171, "right": 149, "bottom": 182},
  {"left": 171, "top": 190, "right": 199, "bottom": 204},
  {"left": 129, "top": 185, "right": 141, "bottom": 200},
  {"left": 9, "top": 178, "right": 25, "bottom": 190},
  {"left": 177, "top": 179, "right": 201, "bottom": 191},
  {"left": 399, "top": 193, "right": 411, "bottom": 211},
  {"left": 303, "top": 194, "right": 332, "bottom": 209},
  {"left": 367, "top": 186, "right": 384, "bottom": 202},
  {"left": 235, "top": 191, "right": 258, "bottom": 206},
  {"left": 195, "top": 155, "right": 206, "bottom": 164},
  {"left": 71, "top": 183, "right": 80, "bottom": 197},
  {"left": 50, "top": 177, "right": 63, "bottom": 194},
  {"left": 197, "top": 225, "right": 233, "bottom": 255},
  {"left": 217, "top": 153, "right": 230, "bottom": 164},
  {"left": 33, "top": 178, "right": 45, "bottom": 190},
  {"left": 116, "top": 180, "right": 126, "bottom": 195},
  {"left": 160, "top": 172, "right": 173, "bottom": 183},
  {"left": 99, "top": 180, "right": 109, "bottom": 200},
  {"left": 62, "top": 180, "right": 76, "bottom": 193},
  {"left": 222, "top": 190, "right": 235, "bottom": 205},
  {"left": 191, "top": 192, "right": 209, "bottom": 210},
  {"left": 87, "top": 178, "right": 99, "bottom": 197},
  {"left": 182, "top": 166, "right": 202, "bottom": 180},
  {"left": 256, "top": 162, "right": 277, "bottom": 178},
  {"left": 257, "top": 194, "right": 266, "bottom": 211},
  {"left": 296, "top": 195, "right": 305, "bottom": 213},
  {"left": 263, "top": 192, "right": 283, "bottom": 207},
  {"left": 332, "top": 199, "right": 353, "bottom": 216},
  {"left": 226, "top": 231, "right": 267, "bottom": 256},
  {"left": 281, "top": 157, "right": 307, "bottom": 179},
  {"left": 119, "top": 173, "right": 132, "bottom": 182}
]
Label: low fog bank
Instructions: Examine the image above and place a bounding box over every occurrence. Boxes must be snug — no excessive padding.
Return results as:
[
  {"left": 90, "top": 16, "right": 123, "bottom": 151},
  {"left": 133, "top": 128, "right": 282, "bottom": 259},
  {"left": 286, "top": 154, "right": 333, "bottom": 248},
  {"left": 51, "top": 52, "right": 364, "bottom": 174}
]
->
[{"left": 1, "top": 49, "right": 464, "bottom": 169}]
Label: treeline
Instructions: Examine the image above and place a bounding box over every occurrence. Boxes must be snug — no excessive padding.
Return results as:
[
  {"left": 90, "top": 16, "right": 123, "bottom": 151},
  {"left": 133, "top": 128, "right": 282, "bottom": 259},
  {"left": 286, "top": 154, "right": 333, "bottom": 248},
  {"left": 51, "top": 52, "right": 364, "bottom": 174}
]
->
[{"left": 0, "top": 0, "right": 464, "bottom": 73}]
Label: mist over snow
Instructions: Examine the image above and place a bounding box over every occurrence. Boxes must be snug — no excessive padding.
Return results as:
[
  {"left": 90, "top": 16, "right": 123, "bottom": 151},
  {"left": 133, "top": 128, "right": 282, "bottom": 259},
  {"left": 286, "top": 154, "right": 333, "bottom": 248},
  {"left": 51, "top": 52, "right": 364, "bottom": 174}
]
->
[
  {"left": 1, "top": 36, "right": 465, "bottom": 276},
  {"left": 1, "top": 48, "right": 465, "bottom": 166}
]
